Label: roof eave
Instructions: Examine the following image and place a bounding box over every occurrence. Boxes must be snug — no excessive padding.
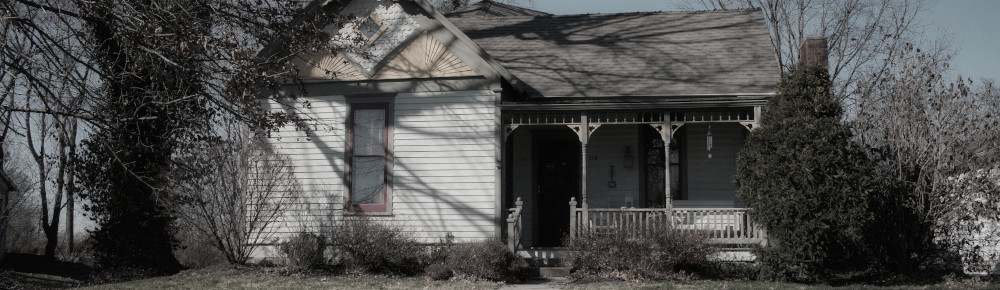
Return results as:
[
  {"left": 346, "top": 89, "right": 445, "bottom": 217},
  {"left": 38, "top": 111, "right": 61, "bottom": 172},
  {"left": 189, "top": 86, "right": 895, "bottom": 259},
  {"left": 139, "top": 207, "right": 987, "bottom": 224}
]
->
[
  {"left": 501, "top": 93, "right": 774, "bottom": 110},
  {"left": 522, "top": 92, "right": 776, "bottom": 99},
  {"left": 410, "top": 0, "right": 527, "bottom": 95}
]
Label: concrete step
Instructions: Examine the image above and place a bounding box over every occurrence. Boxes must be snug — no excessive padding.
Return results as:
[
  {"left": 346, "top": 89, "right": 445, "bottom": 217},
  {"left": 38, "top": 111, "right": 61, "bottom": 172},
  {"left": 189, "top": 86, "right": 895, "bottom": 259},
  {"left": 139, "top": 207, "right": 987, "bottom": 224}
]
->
[
  {"left": 500, "top": 277, "right": 567, "bottom": 289},
  {"left": 523, "top": 257, "right": 561, "bottom": 267},
  {"left": 523, "top": 266, "right": 570, "bottom": 278},
  {"left": 518, "top": 248, "right": 564, "bottom": 267}
]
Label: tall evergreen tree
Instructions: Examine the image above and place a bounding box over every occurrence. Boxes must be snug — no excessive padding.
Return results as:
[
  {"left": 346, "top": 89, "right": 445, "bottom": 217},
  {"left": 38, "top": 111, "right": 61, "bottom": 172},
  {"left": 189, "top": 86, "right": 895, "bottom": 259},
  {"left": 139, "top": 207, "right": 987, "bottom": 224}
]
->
[
  {"left": 3, "top": 0, "right": 330, "bottom": 276},
  {"left": 74, "top": 0, "right": 215, "bottom": 276},
  {"left": 736, "top": 64, "right": 880, "bottom": 281}
]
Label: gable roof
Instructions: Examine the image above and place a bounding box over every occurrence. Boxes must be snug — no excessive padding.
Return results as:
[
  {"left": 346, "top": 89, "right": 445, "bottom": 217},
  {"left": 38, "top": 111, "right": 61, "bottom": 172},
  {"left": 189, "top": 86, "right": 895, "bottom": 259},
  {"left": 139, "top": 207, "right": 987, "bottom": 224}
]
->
[
  {"left": 444, "top": 0, "right": 551, "bottom": 18},
  {"left": 448, "top": 9, "right": 781, "bottom": 98},
  {"left": 408, "top": 0, "right": 530, "bottom": 94}
]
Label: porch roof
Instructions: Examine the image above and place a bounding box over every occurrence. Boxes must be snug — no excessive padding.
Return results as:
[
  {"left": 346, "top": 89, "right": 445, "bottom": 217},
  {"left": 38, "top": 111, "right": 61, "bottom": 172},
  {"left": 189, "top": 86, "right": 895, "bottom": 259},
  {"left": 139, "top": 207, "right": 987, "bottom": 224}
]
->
[{"left": 447, "top": 8, "right": 780, "bottom": 98}]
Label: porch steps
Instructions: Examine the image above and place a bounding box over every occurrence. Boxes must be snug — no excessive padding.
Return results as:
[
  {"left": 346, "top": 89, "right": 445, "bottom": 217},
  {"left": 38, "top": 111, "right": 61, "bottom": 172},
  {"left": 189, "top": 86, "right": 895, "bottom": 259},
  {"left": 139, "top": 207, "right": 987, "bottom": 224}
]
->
[
  {"left": 523, "top": 266, "right": 570, "bottom": 278},
  {"left": 518, "top": 248, "right": 563, "bottom": 266},
  {"left": 517, "top": 248, "right": 570, "bottom": 278}
]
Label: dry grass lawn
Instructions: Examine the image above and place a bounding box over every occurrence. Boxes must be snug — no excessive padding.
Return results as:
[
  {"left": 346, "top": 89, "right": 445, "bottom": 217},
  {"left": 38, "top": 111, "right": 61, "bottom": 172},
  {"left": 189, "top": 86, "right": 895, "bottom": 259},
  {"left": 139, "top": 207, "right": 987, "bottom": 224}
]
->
[
  {"left": 77, "top": 265, "right": 500, "bottom": 290},
  {"left": 80, "top": 271, "right": 999, "bottom": 290}
]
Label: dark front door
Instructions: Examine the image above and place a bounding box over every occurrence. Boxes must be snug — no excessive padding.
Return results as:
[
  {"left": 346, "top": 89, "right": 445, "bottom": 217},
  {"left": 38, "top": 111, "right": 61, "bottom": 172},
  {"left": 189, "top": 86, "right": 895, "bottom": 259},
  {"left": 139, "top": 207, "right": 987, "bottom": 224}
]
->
[{"left": 535, "top": 138, "right": 580, "bottom": 247}]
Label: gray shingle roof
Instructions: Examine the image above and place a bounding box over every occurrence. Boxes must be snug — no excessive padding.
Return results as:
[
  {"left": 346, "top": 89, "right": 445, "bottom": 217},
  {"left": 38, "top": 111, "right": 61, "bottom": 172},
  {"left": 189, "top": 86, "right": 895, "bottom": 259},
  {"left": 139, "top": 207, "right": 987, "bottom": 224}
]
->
[
  {"left": 448, "top": 9, "right": 780, "bottom": 98},
  {"left": 444, "top": 1, "right": 551, "bottom": 18}
]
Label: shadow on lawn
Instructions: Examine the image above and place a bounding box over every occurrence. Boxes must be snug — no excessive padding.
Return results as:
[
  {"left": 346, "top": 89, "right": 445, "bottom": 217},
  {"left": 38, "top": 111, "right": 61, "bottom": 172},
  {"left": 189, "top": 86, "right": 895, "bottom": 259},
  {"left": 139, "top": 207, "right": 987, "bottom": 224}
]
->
[{"left": 1, "top": 253, "right": 92, "bottom": 288}]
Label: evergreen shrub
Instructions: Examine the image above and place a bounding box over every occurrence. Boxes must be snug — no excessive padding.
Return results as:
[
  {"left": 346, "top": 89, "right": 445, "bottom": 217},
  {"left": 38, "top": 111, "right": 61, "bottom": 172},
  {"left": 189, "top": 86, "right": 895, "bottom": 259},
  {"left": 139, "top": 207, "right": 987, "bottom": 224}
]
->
[{"left": 735, "top": 64, "right": 881, "bottom": 281}]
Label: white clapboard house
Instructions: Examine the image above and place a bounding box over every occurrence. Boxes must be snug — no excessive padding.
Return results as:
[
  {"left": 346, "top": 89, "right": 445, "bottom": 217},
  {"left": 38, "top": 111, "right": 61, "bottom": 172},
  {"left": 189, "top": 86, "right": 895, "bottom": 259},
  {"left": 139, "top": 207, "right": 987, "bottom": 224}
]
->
[{"left": 261, "top": 0, "right": 782, "bottom": 259}]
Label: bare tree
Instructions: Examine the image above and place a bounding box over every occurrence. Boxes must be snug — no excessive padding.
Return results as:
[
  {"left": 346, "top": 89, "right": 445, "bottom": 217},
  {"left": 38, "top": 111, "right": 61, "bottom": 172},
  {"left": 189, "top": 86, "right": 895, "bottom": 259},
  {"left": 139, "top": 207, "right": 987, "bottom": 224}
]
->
[
  {"left": 681, "top": 0, "right": 927, "bottom": 104},
  {"left": 2, "top": 0, "right": 337, "bottom": 272},
  {"left": 17, "top": 112, "right": 79, "bottom": 259},
  {"left": 21, "top": 111, "right": 63, "bottom": 259},
  {"left": 4, "top": 6, "right": 86, "bottom": 257},
  {"left": 2, "top": 148, "right": 41, "bottom": 254},
  {"left": 61, "top": 115, "right": 78, "bottom": 254},
  {"left": 685, "top": 0, "right": 1000, "bottom": 272},
  {"left": 853, "top": 41, "right": 1000, "bottom": 269},
  {"left": 171, "top": 124, "right": 301, "bottom": 265},
  {"left": 2, "top": 0, "right": 91, "bottom": 260}
]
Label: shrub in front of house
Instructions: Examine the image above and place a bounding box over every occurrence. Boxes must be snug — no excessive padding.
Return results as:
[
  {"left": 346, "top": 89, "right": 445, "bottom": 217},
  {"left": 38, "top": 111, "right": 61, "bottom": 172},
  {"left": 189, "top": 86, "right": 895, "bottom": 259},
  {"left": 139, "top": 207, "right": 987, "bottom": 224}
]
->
[
  {"left": 425, "top": 238, "right": 524, "bottom": 282},
  {"left": 735, "top": 64, "right": 883, "bottom": 281},
  {"left": 328, "top": 218, "right": 424, "bottom": 275},
  {"left": 564, "top": 225, "right": 717, "bottom": 281},
  {"left": 428, "top": 232, "right": 455, "bottom": 266},
  {"left": 280, "top": 232, "right": 327, "bottom": 271}
]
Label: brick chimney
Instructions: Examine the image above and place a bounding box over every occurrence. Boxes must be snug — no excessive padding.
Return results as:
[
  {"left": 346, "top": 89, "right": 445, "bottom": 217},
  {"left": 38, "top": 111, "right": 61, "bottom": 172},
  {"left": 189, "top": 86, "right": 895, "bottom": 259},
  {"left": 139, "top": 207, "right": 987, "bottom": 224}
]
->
[{"left": 798, "top": 37, "right": 828, "bottom": 68}]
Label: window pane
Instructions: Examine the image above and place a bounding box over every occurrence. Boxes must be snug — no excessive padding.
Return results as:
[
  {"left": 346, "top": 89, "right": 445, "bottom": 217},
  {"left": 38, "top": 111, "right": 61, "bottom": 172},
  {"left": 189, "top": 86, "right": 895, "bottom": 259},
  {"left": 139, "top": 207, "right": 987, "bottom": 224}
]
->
[
  {"left": 353, "top": 109, "right": 385, "bottom": 156},
  {"left": 351, "top": 156, "right": 385, "bottom": 205}
]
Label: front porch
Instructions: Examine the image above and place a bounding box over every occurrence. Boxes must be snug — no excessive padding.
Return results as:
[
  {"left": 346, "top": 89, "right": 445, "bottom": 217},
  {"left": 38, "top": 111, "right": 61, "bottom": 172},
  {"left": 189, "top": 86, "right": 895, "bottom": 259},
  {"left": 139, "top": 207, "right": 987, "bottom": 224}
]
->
[{"left": 501, "top": 109, "right": 767, "bottom": 251}]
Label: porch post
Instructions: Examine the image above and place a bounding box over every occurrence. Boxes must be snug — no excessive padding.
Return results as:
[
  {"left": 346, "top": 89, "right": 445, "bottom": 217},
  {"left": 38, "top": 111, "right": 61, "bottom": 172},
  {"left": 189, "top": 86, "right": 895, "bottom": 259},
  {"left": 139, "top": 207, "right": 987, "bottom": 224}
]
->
[
  {"left": 498, "top": 124, "right": 508, "bottom": 239},
  {"left": 580, "top": 111, "right": 589, "bottom": 216},
  {"left": 664, "top": 112, "right": 673, "bottom": 211},
  {"left": 494, "top": 98, "right": 504, "bottom": 239}
]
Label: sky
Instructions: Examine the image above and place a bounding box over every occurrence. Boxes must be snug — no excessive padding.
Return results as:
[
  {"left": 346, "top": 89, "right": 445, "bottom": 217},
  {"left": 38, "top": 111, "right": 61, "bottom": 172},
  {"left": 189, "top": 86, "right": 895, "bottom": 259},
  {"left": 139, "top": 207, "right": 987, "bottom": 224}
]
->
[{"left": 509, "top": 0, "right": 1000, "bottom": 83}]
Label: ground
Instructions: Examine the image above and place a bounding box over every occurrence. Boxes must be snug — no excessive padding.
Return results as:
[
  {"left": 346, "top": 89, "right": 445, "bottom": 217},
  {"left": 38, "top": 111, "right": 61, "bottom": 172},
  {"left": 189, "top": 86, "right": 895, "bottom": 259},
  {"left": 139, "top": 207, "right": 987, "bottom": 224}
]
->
[
  {"left": 0, "top": 253, "right": 90, "bottom": 289},
  {"left": 76, "top": 274, "right": 1000, "bottom": 290},
  {"left": 2, "top": 253, "right": 998, "bottom": 289},
  {"left": 79, "top": 270, "right": 501, "bottom": 289}
]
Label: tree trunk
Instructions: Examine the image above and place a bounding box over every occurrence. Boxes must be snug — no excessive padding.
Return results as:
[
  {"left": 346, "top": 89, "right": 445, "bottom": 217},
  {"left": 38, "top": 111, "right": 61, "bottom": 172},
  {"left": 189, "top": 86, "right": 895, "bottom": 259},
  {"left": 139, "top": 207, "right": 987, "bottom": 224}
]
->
[
  {"left": 64, "top": 119, "right": 78, "bottom": 254},
  {"left": 44, "top": 224, "right": 59, "bottom": 259}
]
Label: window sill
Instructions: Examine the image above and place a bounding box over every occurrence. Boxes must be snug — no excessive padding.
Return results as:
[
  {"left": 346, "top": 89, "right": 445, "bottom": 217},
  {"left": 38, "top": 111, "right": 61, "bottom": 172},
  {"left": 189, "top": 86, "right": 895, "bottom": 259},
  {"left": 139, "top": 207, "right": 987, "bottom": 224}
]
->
[{"left": 343, "top": 210, "right": 394, "bottom": 217}]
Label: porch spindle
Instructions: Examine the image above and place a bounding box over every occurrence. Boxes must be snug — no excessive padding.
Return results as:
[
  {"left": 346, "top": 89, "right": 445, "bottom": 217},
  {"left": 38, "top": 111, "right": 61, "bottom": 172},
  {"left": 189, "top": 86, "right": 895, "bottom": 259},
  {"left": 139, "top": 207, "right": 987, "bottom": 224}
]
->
[{"left": 569, "top": 197, "right": 578, "bottom": 238}]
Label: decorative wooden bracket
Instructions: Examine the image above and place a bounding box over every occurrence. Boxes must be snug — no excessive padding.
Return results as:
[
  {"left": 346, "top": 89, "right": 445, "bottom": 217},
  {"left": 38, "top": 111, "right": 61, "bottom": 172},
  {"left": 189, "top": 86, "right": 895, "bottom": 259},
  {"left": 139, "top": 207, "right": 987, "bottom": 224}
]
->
[
  {"left": 649, "top": 124, "right": 668, "bottom": 143},
  {"left": 739, "top": 121, "right": 756, "bottom": 132},
  {"left": 568, "top": 125, "right": 583, "bottom": 142},
  {"left": 650, "top": 124, "right": 664, "bottom": 134},
  {"left": 587, "top": 124, "right": 601, "bottom": 139},
  {"left": 503, "top": 125, "right": 520, "bottom": 142},
  {"left": 567, "top": 124, "right": 602, "bottom": 142},
  {"left": 670, "top": 122, "right": 686, "bottom": 136}
]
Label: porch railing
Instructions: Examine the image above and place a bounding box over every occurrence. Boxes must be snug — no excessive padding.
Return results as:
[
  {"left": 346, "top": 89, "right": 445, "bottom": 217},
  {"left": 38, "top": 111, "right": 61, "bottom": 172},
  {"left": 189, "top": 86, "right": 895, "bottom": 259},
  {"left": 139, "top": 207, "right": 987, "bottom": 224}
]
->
[
  {"left": 569, "top": 199, "right": 766, "bottom": 247},
  {"left": 506, "top": 197, "right": 524, "bottom": 252}
]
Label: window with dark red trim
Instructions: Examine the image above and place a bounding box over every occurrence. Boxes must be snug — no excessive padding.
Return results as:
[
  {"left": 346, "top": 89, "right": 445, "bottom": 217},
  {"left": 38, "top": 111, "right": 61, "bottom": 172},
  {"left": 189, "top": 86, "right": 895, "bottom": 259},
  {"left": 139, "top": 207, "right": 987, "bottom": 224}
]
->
[{"left": 349, "top": 103, "right": 388, "bottom": 212}]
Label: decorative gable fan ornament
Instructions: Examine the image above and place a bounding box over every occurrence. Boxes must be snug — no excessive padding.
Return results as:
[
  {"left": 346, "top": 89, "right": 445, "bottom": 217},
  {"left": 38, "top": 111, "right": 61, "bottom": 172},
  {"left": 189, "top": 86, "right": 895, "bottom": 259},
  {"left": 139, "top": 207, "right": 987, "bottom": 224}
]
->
[{"left": 324, "top": 2, "right": 420, "bottom": 77}]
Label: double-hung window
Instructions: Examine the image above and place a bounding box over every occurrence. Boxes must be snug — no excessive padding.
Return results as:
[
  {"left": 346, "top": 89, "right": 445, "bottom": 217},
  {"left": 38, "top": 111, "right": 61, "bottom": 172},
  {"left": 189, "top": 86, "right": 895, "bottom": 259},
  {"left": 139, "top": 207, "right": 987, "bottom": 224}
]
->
[{"left": 349, "top": 103, "right": 389, "bottom": 212}]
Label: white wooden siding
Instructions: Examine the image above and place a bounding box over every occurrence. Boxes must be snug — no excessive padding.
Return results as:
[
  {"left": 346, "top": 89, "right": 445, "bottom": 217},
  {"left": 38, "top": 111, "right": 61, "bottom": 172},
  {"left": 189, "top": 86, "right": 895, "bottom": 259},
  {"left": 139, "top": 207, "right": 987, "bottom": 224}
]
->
[
  {"left": 261, "top": 97, "right": 348, "bottom": 239},
  {"left": 392, "top": 91, "right": 497, "bottom": 242},
  {"left": 682, "top": 123, "right": 745, "bottom": 206},
  {"left": 262, "top": 89, "right": 498, "bottom": 246},
  {"left": 586, "top": 125, "right": 641, "bottom": 208}
]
